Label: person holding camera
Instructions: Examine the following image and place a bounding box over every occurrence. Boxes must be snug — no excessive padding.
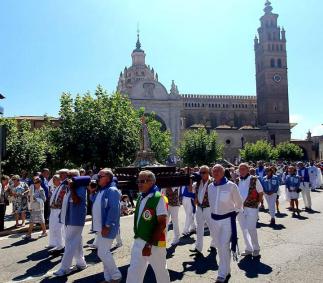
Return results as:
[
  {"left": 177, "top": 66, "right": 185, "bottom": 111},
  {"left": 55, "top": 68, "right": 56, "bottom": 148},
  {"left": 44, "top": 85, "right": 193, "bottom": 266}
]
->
[
  {"left": 54, "top": 169, "right": 88, "bottom": 277},
  {"left": 90, "top": 169, "right": 122, "bottom": 283},
  {"left": 190, "top": 165, "right": 216, "bottom": 256},
  {"left": 126, "top": 170, "right": 170, "bottom": 283}
]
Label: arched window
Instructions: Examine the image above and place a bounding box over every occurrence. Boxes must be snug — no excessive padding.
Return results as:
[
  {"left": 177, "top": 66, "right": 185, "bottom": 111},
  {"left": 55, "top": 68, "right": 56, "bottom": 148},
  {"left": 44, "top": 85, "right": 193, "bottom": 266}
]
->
[
  {"left": 280, "top": 44, "right": 283, "bottom": 51},
  {"left": 198, "top": 103, "right": 200, "bottom": 107},
  {"left": 277, "top": 59, "right": 282, "bottom": 68},
  {"left": 185, "top": 103, "right": 187, "bottom": 107},
  {"left": 267, "top": 33, "right": 272, "bottom": 41},
  {"left": 270, "top": 58, "right": 275, "bottom": 68}
]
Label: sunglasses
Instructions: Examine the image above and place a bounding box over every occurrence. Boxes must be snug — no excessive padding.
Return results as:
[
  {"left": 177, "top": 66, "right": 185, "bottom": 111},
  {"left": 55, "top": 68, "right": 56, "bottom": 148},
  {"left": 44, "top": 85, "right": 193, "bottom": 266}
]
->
[
  {"left": 98, "top": 175, "right": 108, "bottom": 179},
  {"left": 136, "top": 179, "right": 149, "bottom": 184}
]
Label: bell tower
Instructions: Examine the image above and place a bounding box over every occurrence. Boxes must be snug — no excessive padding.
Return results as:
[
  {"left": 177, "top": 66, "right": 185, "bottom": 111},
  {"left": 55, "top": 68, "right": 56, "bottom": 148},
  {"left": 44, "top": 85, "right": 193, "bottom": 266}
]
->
[{"left": 255, "top": 0, "right": 290, "bottom": 144}]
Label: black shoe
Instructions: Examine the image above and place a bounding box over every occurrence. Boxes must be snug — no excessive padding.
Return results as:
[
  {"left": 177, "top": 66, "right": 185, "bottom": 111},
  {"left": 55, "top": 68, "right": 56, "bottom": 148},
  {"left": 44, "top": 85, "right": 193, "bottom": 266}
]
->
[
  {"left": 305, "top": 207, "right": 310, "bottom": 212},
  {"left": 189, "top": 248, "right": 203, "bottom": 256},
  {"left": 208, "top": 247, "right": 217, "bottom": 254},
  {"left": 225, "top": 273, "right": 231, "bottom": 282}
]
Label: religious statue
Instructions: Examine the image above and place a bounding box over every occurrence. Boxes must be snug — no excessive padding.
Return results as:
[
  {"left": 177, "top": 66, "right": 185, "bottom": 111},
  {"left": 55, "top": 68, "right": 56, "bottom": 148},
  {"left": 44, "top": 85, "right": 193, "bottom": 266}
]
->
[{"left": 140, "top": 116, "right": 151, "bottom": 151}]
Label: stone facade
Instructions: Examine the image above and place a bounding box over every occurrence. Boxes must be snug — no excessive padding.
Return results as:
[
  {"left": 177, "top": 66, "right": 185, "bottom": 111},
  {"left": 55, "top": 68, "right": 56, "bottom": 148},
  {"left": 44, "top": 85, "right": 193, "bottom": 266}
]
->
[{"left": 117, "top": 1, "right": 292, "bottom": 161}]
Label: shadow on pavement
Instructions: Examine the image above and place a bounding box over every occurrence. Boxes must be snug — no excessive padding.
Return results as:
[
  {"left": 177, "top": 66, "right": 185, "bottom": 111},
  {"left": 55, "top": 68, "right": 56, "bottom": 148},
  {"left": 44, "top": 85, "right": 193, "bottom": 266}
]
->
[
  {"left": 238, "top": 255, "right": 272, "bottom": 278},
  {"left": 275, "top": 212, "right": 288, "bottom": 218},
  {"left": 1, "top": 238, "right": 37, "bottom": 249},
  {"left": 12, "top": 250, "right": 61, "bottom": 282},
  {"left": 256, "top": 222, "right": 286, "bottom": 231}
]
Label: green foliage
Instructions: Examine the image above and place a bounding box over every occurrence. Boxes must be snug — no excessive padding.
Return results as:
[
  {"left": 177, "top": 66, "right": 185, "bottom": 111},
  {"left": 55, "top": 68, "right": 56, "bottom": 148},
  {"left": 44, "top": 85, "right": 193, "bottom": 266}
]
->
[
  {"left": 178, "top": 128, "right": 223, "bottom": 166},
  {"left": 275, "top": 142, "right": 303, "bottom": 161},
  {"left": 0, "top": 118, "right": 52, "bottom": 174},
  {"left": 56, "top": 86, "right": 171, "bottom": 168},
  {"left": 240, "top": 140, "right": 276, "bottom": 162}
]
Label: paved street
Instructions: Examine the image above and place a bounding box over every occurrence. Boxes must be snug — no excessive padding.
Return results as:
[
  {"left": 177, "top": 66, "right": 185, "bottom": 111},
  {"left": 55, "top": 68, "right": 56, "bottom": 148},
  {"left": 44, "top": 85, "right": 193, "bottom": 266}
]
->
[{"left": 1, "top": 187, "right": 323, "bottom": 283}]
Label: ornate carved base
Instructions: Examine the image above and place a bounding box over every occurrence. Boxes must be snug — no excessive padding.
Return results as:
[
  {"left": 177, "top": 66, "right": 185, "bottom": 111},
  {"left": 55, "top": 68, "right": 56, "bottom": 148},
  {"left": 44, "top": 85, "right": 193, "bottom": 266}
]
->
[{"left": 131, "top": 150, "right": 161, "bottom": 167}]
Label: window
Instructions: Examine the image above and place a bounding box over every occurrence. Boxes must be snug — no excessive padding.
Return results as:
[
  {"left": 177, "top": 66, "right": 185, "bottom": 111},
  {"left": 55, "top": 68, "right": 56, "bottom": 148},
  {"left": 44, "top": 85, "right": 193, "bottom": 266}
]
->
[
  {"left": 267, "top": 33, "right": 272, "bottom": 40},
  {"left": 270, "top": 58, "right": 275, "bottom": 68},
  {"left": 185, "top": 103, "right": 187, "bottom": 107},
  {"left": 277, "top": 59, "right": 282, "bottom": 68},
  {"left": 225, "top": 139, "right": 231, "bottom": 145}
]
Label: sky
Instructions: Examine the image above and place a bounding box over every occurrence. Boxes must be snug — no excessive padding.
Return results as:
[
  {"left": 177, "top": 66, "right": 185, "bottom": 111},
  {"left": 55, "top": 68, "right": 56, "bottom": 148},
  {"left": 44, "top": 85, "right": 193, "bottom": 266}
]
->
[{"left": 0, "top": 0, "right": 322, "bottom": 139}]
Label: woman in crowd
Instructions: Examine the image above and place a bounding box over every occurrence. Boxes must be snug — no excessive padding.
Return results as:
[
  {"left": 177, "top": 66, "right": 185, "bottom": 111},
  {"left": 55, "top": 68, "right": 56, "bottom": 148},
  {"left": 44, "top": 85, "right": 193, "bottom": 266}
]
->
[
  {"left": 23, "top": 176, "right": 47, "bottom": 239},
  {"left": 10, "top": 175, "right": 29, "bottom": 227},
  {"left": 0, "top": 175, "right": 10, "bottom": 231},
  {"left": 285, "top": 166, "right": 301, "bottom": 217}
]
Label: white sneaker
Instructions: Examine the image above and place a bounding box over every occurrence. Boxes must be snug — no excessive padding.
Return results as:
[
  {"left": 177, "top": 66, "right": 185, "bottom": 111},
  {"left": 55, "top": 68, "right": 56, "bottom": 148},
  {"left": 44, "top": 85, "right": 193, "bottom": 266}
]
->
[
  {"left": 53, "top": 269, "right": 71, "bottom": 277},
  {"left": 115, "top": 242, "right": 123, "bottom": 248}
]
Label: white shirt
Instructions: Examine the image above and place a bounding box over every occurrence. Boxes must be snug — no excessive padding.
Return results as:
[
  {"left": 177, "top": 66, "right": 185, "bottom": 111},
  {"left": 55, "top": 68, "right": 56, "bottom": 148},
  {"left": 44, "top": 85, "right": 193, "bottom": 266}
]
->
[
  {"left": 208, "top": 181, "right": 243, "bottom": 215},
  {"left": 238, "top": 175, "right": 263, "bottom": 202},
  {"left": 92, "top": 190, "right": 105, "bottom": 232},
  {"left": 197, "top": 179, "right": 210, "bottom": 204},
  {"left": 137, "top": 192, "right": 167, "bottom": 228}
]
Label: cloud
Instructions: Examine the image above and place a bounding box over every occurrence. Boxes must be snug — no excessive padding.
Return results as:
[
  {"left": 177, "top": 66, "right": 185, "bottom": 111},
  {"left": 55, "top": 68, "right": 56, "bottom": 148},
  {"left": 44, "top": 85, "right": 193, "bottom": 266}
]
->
[
  {"left": 311, "top": 124, "right": 323, "bottom": 137},
  {"left": 290, "top": 114, "right": 304, "bottom": 124}
]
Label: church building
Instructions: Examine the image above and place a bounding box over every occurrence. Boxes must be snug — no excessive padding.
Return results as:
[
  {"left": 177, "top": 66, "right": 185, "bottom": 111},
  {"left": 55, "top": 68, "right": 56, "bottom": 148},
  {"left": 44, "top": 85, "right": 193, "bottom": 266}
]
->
[{"left": 117, "top": 1, "right": 292, "bottom": 162}]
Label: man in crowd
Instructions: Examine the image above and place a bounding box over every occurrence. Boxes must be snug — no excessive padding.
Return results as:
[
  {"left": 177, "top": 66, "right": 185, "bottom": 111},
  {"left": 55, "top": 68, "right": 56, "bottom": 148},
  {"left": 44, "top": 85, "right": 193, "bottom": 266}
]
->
[
  {"left": 208, "top": 164, "right": 243, "bottom": 283},
  {"left": 54, "top": 169, "right": 88, "bottom": 277},
  {"left": 90, "top": 168, "right": 122, "bottom": 283},
  {"left": 297, "top": 162, "right": 312, "bottom": 211},
  {"left": 165, "top": 186, "right": 180, "bottom": 246},
  {"left": 237, "top": 163, "right": 264, "bottom": 257},
  {"left": 40, "top": 168, "right": 50, "bottom": 224},
  {"left": 262, "top": 167, "right": 280, "bottom": 226},
  {"left": 191, "top": 165, "right": 216, "bottom": 256},
  {"left": 48, "top": 172, "right": 67, "bottom": 253},
  {"left": 180, "top": 182, "right": 196, "bottom": 237},
  {"left": 126, "top": 170, "right": 170, "bottom": 283}
]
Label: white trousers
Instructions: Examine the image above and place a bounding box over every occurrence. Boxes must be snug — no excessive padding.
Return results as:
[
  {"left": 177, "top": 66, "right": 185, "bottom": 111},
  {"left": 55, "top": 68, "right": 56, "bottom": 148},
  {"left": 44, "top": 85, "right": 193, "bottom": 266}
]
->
[
  {"left": 300, "top": 182, "right": 312, "bottom": 208},
  {"left": 60, "top": 225, "right": 86, "bottom": 271},
  {"left": 168, "top": 206, "right": 180, "bottom": 242},
  {"left": 195, "top": 206, "right": 216, "bottom": 252},
  {"left": 238, "top": 207, "right": 260, "bottom": 252},
  {"left": 182, "top": 197, "right": 196, "bottom": 234},
  {"left": 97, "top": 234, "right": 122, "bottom": 281},
  {"left": 264, "top": 193, "right": 277, "bottom": 218},
  {"left": 126, "top": 238, "right": 170, "bottom": 283},
  {"left": 48, "top": 208, "right": 65, "bottom": 249},
  {"left": 212, "top": 217, "right": 232, "bottom": 279}
]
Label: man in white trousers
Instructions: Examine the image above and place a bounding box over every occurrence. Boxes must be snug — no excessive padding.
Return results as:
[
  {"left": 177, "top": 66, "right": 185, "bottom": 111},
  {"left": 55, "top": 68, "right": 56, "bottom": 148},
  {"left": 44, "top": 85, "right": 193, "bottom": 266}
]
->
[
  {"left": 262, "top": 167, "right": 280, "bottom": 226},
  {"left": 180, "top": 185, "right": 196, "bottom": 237},
  {"left": 166, "top": 186, "right": 180, "bottom": 246},
  {"left": 190, "top": 165, "right": 216, "bottom": 256},
  {"left": 48, "top": 173, "right": 66, "bottom": 254},
  {"left": 208, "top": 164, "right": 243, "bottom": 283},
  {"left": 237, "top": 163, "right": 264, "bottom": 257},
  {"left": 54, "top": 170, "right": 88, "bottom": 277},
  {"left": 297, "top": 162, "right": 312, "bottom": 211},
  {"left": 126, "top": 170, "right": 170, "bottom": 283},
  {"left": 90, "top": 168, "right": 122, "bottom": 283}
]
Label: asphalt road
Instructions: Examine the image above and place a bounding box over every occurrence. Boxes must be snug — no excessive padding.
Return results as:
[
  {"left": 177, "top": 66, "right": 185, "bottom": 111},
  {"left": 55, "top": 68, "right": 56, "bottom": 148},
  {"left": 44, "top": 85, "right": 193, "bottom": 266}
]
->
[{"left": 1, "top": 187, "right": 323, "bottom": 283}]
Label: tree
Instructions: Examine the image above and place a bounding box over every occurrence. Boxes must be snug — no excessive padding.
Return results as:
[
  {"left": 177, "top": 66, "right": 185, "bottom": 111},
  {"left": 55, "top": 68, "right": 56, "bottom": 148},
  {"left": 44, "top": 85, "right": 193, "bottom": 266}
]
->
[
  {"left": 56, "top": 86, "right": 171, "bottom": 168},
  {"left": 275, "top": 142, "right": 303, "bottom": 161},
  {"left": 178, "top": 128, "right": 223, "bottom": 166},
  {"left": 240, "top": 140, "right": 276, "bottom": 162},
  {"left": 0, "top": 118, "right": 52, "bottom": 174}
]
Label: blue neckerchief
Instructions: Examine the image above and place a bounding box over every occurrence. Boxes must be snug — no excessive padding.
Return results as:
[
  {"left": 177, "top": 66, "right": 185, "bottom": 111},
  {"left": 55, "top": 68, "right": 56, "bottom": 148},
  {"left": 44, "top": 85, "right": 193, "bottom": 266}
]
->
[
  {"left": 258, "top": 166, "right": 264, "bottom": 171},
  {"left": 213, "top": 177, "right": 228, "bottom": 186},
  {"left": 141, "top": 185, "right": 158, "bottom": 199},
  {"left": 240, "top": 174, "right": 250, "bottom": 181}
]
